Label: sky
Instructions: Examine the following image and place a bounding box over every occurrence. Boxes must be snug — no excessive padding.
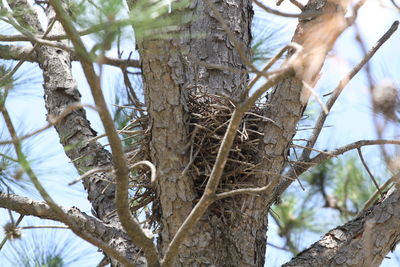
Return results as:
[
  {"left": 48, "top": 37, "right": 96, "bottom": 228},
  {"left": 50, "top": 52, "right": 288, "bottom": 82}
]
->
[{"left": 0, "top": 0, "right": 400, "bottom": 266}]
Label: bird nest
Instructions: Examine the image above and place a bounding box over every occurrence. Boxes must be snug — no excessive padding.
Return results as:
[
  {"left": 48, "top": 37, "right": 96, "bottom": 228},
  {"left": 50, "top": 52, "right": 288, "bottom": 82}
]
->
[
  {"left": 187, "top": 91, "right": 265, "bottom": 197},
  {"left": 123, "top": 91, "right": 267, "bottom": 224}
]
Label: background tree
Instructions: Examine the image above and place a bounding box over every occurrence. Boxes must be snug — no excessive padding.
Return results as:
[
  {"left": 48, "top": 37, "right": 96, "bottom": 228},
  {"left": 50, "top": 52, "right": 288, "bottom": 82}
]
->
[{"left": 0, "top": 0, "right": 400, "bottom": 266}]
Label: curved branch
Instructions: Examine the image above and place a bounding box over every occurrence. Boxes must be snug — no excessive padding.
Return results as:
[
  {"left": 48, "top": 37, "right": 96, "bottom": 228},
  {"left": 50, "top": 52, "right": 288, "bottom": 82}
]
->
[
  {"left": 311, "top": 139, "right": 400, "bottom": 164},
  {"left": 301, "top": 20, "right": 399, "bottom": 162},
  {"left": 130, "top": 161, "right": 157, "bottom": 188},
  {"left": 0, "top": 192, "right": 135, "bottom": 265}
]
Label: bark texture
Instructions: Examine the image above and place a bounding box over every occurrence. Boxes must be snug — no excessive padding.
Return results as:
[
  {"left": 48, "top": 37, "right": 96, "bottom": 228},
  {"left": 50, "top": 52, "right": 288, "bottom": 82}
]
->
[
  {"left": 0, "top": 192, "right": 130, "bottom": 245},
  {"left": 284, "top": 187, "right": 400, "bottom": 267},
  {"left": 131, "top": 0, "right": 261, "bottom": 266}
]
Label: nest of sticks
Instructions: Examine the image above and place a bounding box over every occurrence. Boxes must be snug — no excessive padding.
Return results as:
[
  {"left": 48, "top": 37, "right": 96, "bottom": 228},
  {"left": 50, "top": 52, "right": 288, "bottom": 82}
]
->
[
  {"left": 187, "top": 91, "right": 265, "bottom": 197},
  {"left": 123, "top": 90, "right": 267, "bottom": 224},
  {"left": 119, "top": 114, "right": 158, "bottom": 224}
]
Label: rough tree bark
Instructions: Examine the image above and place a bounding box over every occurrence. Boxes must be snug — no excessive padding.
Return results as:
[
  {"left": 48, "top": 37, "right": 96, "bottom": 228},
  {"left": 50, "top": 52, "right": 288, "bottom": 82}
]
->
[{"left": 131, "top": 0, "right": 348, "bottom": 266}]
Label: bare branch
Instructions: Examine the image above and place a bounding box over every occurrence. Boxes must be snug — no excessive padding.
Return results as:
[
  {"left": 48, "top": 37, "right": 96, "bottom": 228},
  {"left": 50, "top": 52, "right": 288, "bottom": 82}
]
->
[
  {"left": 215, "top": 183, "right": 273, "bottom": 200},
  {"left": 303, "top": 20, "right": 399, "bottom": 161},
  {"left": 0, "top": 107, "right": 134, "bottom": 266},
  {"left": 0, "top": 18, "right": 131, "bottom": 42},
  {"left": 69, "top": 167, "right": 113, "bottom": 186},
  {"left": 48, "top": 0, "right": 159, "bottom": 265},
  {"left": 357, "top": 148, "right": 384, "bottom": 196},
  {"left": 270, "top": 20, "right": 400, "bottom": 205},
  {"left": 130, "top": 161, "right": 157, "bottom": 188},
  {"left": 0, "top": 44, "right": 140, "bottom": 68},
  {"left": 246, "top": 42, "right": 302, "bottom": 93},
  {"left": 253, "top": 0, "right": 320, "bottom": 18},
  {"left": 0, "top": 104, "right": 97, "bottom": 145},
  {"left": 311, "top": 139, "right": 400, "bottom": 164},
  {"left": 0, "top": 192, "right": 132, "bottom": 250}
]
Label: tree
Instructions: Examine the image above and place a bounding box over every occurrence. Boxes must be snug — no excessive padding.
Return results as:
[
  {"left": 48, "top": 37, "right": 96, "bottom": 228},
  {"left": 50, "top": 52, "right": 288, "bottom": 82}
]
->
[{"left": 0, "top": 0, "right": 399, "bottom": 266}]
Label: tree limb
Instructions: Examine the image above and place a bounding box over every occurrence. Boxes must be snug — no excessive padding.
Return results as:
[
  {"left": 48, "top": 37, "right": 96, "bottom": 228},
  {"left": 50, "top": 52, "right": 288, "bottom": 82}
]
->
[
  {"left": 48, "top": 0, "right": 159, "bottom": 265},
  {"left": 0, "top": 106, "right": 134, "bottom": 266},
  {"left": 271, "top": 20, "right": 399, "bottom": 204},
  {"left": 0, "top": 44, "right": 140, "bottom": 68},
  {"left": 0, "top": 192, "right": 125, "bottom": 245},
  {"left": 302, "top": 20, "right": 399, "bottom": 161},
  {"left": 283, "top": 186, "right": 400, "bottom": 266}
]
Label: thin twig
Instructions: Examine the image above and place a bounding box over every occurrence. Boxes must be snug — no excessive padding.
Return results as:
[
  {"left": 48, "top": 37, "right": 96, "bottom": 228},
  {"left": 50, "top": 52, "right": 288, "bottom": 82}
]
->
[
  {"left": 0, "top": 104, "right": 97, "bottom": 145},
  {"left": 215, "top": 183, "right": 273, "bottom": 200},
  {"left": 19, "top": 225, "right": 69, "bottom": 229},
  {"left": 302, "top": 81, "right": 328, "bottom": 114},
  {"left": 357, "top": 148, "right": 384, "bottom": 196},
  {"left": 254, "top": 0, "right": 320, "bottom": 18},
  {"left": 69, "top": 167, "right": 112, "bottom": 186},
  {"left": 311, "top": 140, "right": 400, "bottom": 164},
  {"left": 301, "top": 21, "right": 399, "bottom": 162},
  {"left": 0, "top": 18, "right": 56, "bottom": 87},
  {"left": 358, "top": 172, "right": 400, "bottom": 216},
  {"left": 246, "top": 42, "right": 301, "bottom": 93},
  {"left": 130, "top": 161, "right": 157, "bottom": 188}
]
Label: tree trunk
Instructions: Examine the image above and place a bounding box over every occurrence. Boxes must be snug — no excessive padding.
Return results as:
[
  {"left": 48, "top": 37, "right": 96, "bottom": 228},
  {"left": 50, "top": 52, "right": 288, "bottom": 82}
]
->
[
  {"left": 134, "top": 0, "right": 349, "bottom": 266},
  {"left": 132, "top": 0, "right": 267, "bottom": 265}
]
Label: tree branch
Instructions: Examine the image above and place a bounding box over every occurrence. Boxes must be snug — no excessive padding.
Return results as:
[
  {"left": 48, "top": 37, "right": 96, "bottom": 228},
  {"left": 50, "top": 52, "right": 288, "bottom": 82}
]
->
[
  {"left": 271, "top": 20, "right": 399, "bottom": 204},
  {"left": 283, "top": 186, "right": 400, "bottom": 266},
  {"left": 0, "top": 44, "right": 140, "bottom": 68},
  {"left": 253, "top": 0, "right": 320, "bottom": 18},
  {"left": 0, "top": 192, "right": 123, "bottom": 244},
  {"left": 311, "top": 139, "right": 400, "bottom": 164},
  {"left": 0, "top": 106, "right": 134, "bottom": 266},
  {"left": 48, "top": 0, "right": 159, "bottom": 265},
  {"left": 302, "top": 20, "right": 399, "bottom": 161}
]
